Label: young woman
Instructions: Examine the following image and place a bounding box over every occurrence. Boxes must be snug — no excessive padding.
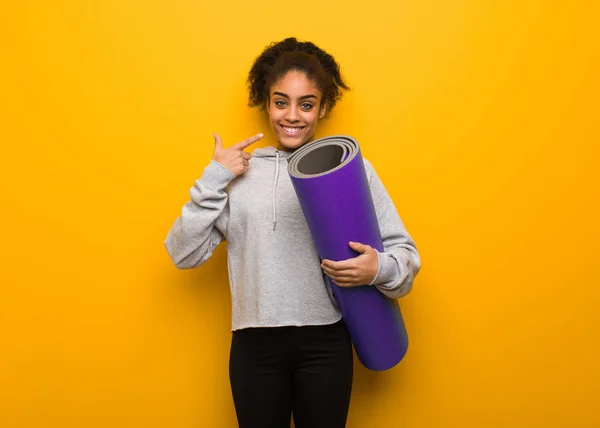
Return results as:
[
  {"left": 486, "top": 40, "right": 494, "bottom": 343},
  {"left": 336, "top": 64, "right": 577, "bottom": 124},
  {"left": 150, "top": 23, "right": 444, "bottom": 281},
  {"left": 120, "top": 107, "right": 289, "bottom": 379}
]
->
[{"left": 165, "top": 37, "right": 421, "bottom": 428}]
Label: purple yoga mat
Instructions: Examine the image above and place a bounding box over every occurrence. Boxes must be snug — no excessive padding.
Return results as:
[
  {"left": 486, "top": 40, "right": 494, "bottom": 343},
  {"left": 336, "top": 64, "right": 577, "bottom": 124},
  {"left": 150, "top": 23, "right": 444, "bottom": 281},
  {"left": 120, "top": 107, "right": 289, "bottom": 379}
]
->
[{"left": 288, "top": 135, "right": 408, "bottom": 371}]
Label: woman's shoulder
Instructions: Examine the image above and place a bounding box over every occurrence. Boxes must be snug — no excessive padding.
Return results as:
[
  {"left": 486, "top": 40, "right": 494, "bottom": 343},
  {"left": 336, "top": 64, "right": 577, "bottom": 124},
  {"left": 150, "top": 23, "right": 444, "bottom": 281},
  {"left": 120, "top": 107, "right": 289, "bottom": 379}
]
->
[
  {"left": 362, "top": 157, "right": 374, "bottom": 169},
  {"left": 361, "top": 157, "right": 377, "bottom": 181}
]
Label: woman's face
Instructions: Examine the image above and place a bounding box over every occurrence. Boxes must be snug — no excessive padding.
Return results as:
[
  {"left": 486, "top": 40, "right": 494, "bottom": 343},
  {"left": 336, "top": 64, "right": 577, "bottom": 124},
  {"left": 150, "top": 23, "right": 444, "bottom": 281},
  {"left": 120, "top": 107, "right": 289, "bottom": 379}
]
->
[{"left": 267, "top": 70, "right": 327, "bottom": 151}]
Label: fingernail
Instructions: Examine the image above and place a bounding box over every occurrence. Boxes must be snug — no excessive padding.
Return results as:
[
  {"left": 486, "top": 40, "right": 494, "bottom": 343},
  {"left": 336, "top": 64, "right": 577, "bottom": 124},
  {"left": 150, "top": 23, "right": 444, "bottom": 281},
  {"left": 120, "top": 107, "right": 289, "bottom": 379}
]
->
[{"left": 258, "top": 133, "right": 264, "bottom": 137}]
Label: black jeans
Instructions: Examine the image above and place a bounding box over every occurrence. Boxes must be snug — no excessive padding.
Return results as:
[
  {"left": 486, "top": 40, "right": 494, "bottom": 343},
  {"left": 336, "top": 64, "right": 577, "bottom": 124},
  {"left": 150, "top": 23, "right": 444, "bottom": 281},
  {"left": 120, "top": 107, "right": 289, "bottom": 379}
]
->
[{"left": 229, "top": 319, "right": 353, "bottom": 428}]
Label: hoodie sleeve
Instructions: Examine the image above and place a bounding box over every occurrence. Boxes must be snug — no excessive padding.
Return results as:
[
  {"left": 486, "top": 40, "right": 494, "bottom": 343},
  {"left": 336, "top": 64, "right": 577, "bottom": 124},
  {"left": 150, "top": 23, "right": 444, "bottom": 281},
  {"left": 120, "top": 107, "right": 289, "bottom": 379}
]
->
[
  {"left": 364, "top": 159, "right": 421, "bottom": 299},
  {"left": 164, "top": 160, "right": 235, "bottom": 269}
]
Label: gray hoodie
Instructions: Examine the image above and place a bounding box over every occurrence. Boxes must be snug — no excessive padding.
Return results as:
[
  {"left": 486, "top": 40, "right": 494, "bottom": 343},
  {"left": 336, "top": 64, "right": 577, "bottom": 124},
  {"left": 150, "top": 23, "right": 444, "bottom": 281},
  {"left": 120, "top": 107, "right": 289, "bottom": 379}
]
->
[{"left": 164, "top": 145, "right": 421, "bottom": 331}]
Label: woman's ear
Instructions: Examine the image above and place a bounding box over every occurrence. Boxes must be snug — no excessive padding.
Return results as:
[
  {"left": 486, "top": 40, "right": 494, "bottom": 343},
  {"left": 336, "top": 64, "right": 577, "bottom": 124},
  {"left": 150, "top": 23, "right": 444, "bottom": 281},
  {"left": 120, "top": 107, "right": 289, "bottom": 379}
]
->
[{"left": 319, "top": 102, "right": 327, "bottom": 119}]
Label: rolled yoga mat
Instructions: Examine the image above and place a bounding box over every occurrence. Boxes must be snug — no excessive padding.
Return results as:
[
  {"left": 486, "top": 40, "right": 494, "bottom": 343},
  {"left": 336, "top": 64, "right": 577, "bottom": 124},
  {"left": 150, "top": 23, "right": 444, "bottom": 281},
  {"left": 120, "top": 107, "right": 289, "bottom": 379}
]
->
[{"left": 288, "top": 135, "right": 408, "bottom": 371}]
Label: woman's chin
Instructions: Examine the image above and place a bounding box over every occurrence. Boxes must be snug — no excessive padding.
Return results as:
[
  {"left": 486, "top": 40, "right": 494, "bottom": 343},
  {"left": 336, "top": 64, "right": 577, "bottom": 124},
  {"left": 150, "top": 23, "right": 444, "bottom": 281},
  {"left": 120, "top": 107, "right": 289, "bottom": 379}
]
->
[{"left": 277, "top": 135, "right": 314, "bottom": 151}]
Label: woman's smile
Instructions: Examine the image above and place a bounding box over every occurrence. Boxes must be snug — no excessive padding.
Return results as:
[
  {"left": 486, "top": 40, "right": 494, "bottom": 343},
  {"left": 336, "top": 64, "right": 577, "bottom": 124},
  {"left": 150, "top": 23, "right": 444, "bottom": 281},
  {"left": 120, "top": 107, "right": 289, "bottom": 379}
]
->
[{"left": 280, "top": 125, "right": 306, "bottom": 136}]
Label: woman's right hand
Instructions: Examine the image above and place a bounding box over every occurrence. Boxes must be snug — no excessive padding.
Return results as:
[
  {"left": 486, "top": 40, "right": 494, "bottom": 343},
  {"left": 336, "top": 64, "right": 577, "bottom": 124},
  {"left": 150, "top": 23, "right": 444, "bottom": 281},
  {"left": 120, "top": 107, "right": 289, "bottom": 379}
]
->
[{"left": 212, "top": 132, "right": 264, "bottom": 177}]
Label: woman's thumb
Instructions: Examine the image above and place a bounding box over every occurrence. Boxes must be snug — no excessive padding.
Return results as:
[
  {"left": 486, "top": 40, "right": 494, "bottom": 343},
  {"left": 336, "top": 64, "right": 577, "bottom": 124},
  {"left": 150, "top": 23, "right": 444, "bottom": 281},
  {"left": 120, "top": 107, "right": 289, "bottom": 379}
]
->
[{"left": 349, "top": 241, "right": 369, "bottom": 253}]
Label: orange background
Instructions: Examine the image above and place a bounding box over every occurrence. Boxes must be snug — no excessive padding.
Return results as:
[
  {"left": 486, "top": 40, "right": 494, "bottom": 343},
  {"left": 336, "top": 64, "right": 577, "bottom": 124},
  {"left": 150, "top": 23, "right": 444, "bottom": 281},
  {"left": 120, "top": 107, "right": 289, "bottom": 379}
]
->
[{"left": 2, "top": 1, "right": 599, "bottom": 427}]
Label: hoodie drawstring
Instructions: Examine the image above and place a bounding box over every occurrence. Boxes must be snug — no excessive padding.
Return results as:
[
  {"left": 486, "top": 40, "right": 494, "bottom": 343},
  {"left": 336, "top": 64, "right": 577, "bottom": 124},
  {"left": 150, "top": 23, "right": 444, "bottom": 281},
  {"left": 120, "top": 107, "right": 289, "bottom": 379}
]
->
[{"left": 272, "top": 150, "right": 280, "bottom": 231}]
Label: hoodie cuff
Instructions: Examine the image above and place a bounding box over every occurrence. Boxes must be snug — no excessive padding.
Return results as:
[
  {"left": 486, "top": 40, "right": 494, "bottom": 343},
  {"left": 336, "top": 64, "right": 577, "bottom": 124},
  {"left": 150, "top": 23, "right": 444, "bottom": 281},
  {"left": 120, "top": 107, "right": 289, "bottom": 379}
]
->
[
  {"left": 369, "top": 250, "right": 401, "bottom": 287},
  {"left": 197, "top": 160, "right": 236, "bottom": 192}
]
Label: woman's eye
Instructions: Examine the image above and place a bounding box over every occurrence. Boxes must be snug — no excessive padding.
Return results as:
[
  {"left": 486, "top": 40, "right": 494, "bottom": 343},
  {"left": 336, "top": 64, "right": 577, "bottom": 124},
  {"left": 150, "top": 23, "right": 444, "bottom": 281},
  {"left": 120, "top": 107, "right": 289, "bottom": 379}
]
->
[
  {"left": 275, "top": 100, "right": 286, "bottom": 107},
  {"left": 301, "top": 103, "right": 313, "bottom": 110}
]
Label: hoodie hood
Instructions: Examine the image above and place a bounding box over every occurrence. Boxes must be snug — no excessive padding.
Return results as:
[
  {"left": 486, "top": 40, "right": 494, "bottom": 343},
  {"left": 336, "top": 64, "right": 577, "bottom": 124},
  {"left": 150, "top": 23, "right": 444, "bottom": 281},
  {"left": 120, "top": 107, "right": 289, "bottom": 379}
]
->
[{"left": 251, "top": 145, "right": 294, "bottom": 159}]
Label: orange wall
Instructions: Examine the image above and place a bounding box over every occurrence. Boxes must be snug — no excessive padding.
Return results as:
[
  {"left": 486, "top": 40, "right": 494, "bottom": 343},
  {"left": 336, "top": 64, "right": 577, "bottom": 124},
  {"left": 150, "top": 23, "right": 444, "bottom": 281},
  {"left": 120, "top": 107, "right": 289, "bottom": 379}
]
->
[{"left": 2, "top": 1, "right": 599, "bottom": 427}]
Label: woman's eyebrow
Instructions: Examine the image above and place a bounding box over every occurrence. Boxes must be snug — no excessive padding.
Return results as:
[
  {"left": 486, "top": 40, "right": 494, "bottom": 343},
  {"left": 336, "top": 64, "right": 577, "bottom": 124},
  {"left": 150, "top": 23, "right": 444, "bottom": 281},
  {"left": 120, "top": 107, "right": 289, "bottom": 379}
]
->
[{"left": 272, "top": 91, "right": 318, "bottom": 100}]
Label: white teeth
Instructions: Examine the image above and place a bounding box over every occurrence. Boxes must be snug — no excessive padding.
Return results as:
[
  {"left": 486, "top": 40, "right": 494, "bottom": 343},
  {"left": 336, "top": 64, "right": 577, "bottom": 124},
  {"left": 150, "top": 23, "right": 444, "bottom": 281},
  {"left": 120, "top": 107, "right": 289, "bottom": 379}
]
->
[{"left": 283, "top": 126, "right": 303, "bottom": 134}]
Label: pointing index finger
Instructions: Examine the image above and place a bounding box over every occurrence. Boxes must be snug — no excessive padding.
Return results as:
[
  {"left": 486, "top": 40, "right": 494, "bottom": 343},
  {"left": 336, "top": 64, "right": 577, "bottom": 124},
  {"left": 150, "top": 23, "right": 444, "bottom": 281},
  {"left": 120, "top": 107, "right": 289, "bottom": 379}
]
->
[{"left": 232, "top": 133, "right": 264, "bottom": 150}]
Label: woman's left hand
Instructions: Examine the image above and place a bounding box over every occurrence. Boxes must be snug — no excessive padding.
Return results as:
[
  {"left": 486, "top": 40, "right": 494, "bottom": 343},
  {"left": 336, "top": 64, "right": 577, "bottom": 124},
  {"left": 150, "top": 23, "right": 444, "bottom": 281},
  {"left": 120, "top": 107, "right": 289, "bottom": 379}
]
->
[{"left": 321, "top": 242, "right": 379, "bottom": 287}]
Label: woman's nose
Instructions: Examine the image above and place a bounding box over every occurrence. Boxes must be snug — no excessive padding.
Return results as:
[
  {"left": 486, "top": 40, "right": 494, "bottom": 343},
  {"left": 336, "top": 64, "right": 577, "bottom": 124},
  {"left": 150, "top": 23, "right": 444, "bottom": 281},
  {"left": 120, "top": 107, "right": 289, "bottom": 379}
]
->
[{"left": 285, "top": 107, "right": 299, "bottom": 122}]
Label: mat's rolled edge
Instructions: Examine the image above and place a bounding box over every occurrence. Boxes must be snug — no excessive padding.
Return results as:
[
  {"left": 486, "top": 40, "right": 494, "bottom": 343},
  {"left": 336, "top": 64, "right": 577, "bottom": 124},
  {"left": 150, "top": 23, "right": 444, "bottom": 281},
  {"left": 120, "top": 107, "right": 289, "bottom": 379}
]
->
[{"left": 288, "top": 135, "right": 359, "bottom": 179}]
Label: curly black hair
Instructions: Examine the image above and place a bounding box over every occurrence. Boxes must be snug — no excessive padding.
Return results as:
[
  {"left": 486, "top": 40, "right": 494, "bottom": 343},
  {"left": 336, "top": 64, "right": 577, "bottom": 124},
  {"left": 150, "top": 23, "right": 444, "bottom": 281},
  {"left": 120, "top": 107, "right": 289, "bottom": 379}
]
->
[{"left": 247, "top": 37, "right": 349, "bottom": 114}]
